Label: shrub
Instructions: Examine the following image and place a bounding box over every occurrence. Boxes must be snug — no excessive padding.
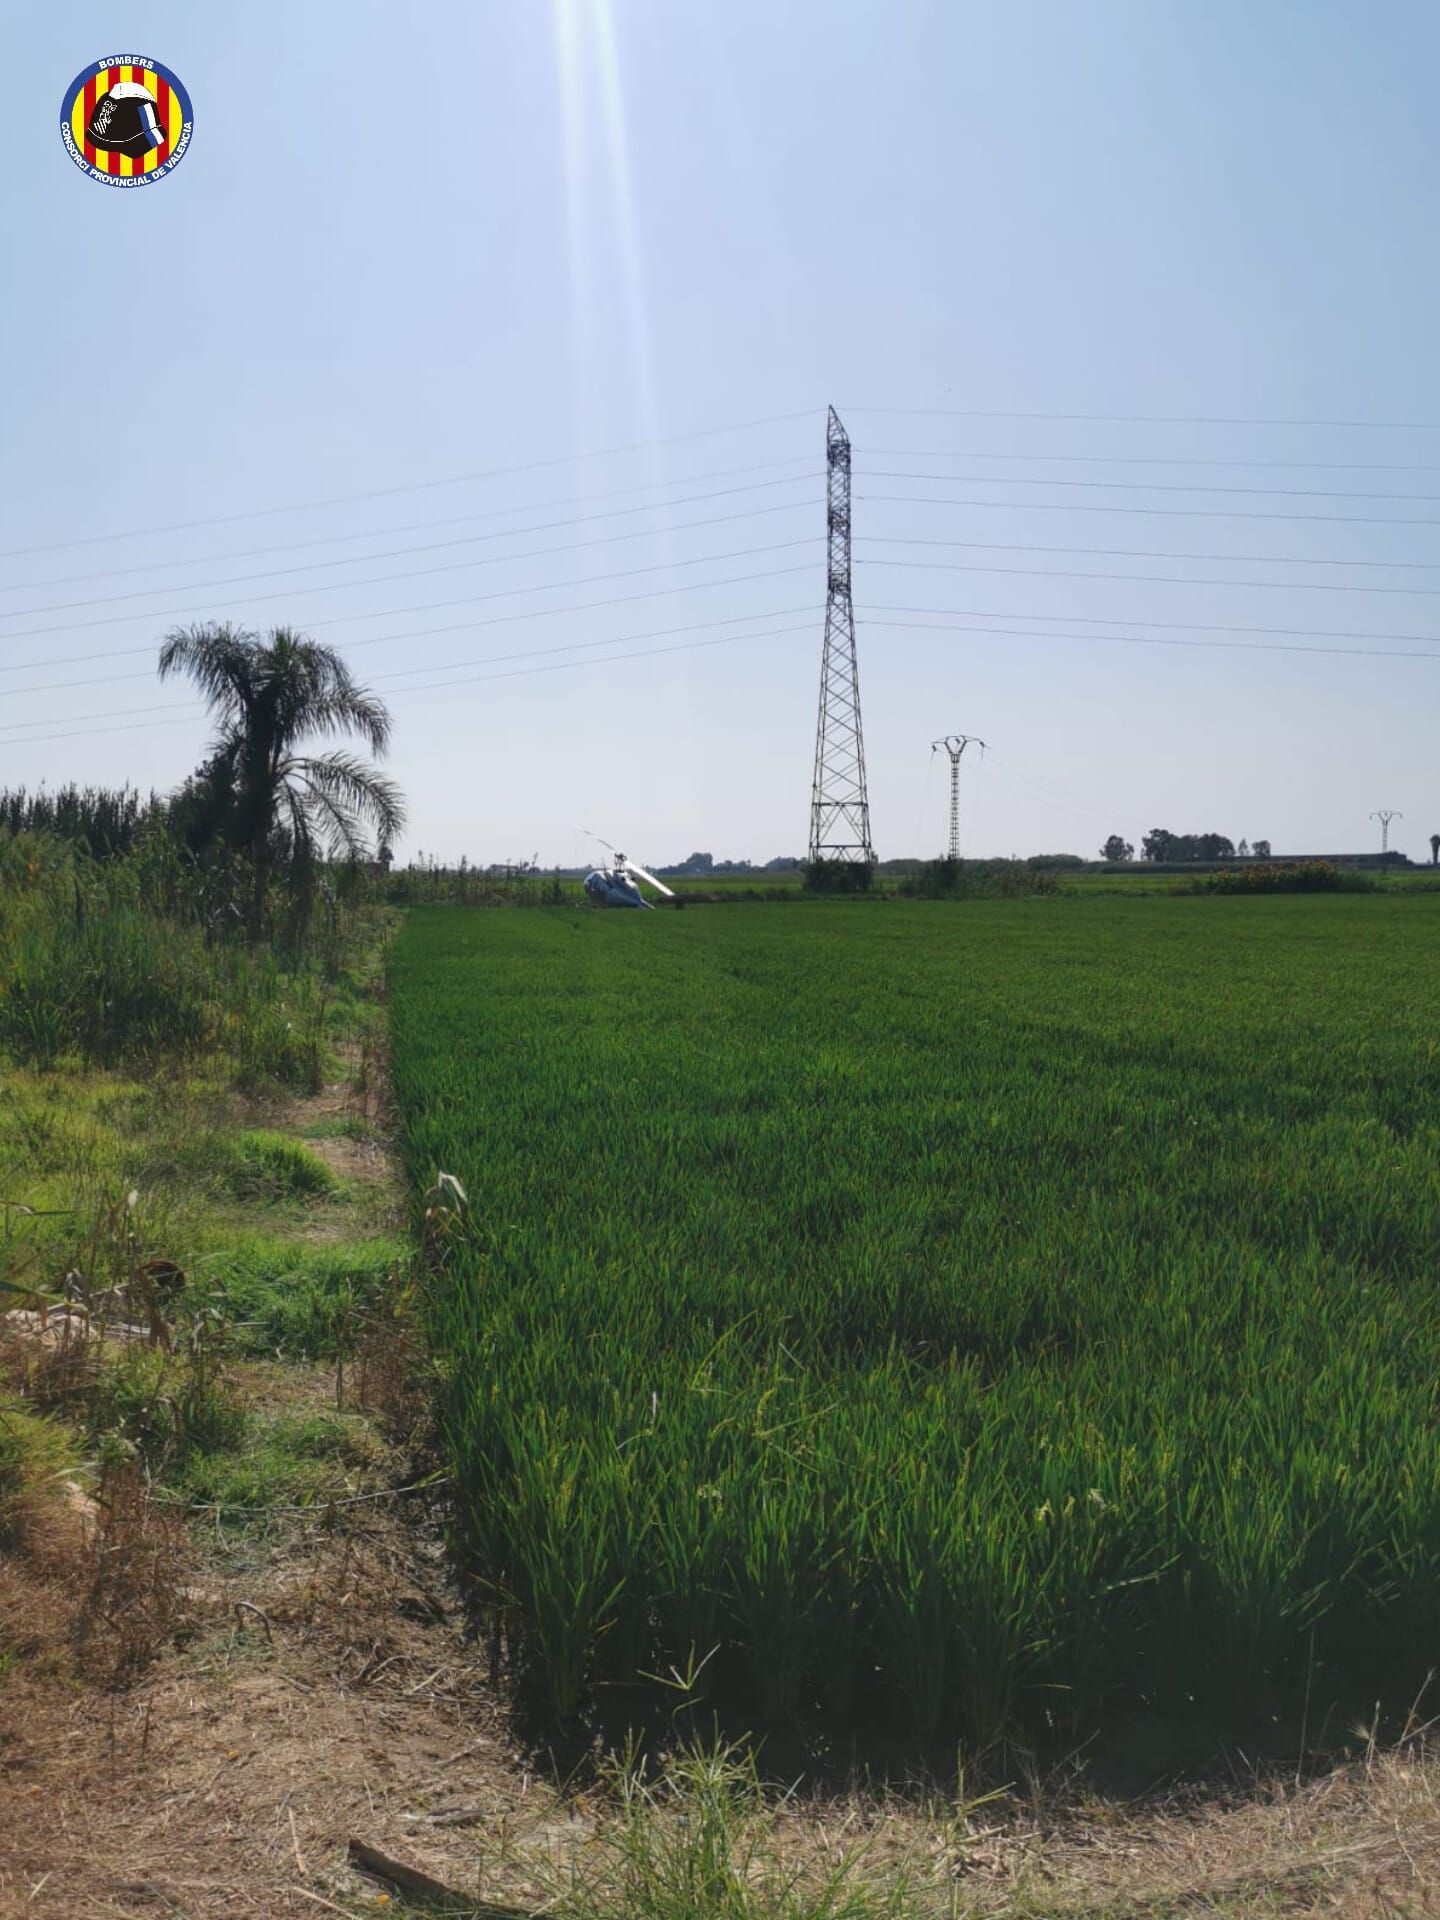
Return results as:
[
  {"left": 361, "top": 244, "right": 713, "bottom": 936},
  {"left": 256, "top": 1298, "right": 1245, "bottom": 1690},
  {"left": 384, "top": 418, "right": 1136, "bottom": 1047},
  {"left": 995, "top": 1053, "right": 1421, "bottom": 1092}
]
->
[
  {"left": 802, "top": 860, "right": 875, "bottom": 895},
  {"left": 1190, "top": 860, "right": 1375, "bottom": 895}
]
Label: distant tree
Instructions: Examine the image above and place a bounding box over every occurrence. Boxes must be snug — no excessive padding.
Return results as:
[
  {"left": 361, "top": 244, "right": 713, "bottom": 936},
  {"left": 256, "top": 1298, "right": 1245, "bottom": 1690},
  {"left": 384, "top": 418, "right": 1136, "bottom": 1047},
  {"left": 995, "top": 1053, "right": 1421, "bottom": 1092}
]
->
[
  {"left": 1237, "top": 838, "right": 1250, "bottom": 858},
  {"left": 1193, "top": 833, "right": 1236, "bottom": 862},
  {"left": 1431, "top": 833, "right": 1439, "bottom": 867},
  {"left": 1252, "top": 838, "right": 1272, "bottom": 858},
  {"left": 1100, "top": 834, "right": 1134, "bottom": 863},
  {"left": 1142, "top": 828, "right": 1236, "bottom": 863},
  {"left": 158, "top": 623, "right": 404, "bottom": 943}
]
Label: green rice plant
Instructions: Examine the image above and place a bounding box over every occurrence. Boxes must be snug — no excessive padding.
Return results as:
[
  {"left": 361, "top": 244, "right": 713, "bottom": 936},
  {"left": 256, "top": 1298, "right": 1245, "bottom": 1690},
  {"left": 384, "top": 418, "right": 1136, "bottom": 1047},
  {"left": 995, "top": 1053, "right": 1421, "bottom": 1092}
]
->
[{"left": 389, "top": 895, "right": 1440, "bottom": 1757}]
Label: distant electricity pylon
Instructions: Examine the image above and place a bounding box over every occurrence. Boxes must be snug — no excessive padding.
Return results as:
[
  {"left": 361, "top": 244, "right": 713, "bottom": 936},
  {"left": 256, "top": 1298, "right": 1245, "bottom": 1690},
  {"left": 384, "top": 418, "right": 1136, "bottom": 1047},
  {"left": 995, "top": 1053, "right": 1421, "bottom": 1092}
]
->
[
  {"left": 808, "top": 407, "right": 875, "bottom": 865},
  {"left": 1371, "top": 808, "right": 1402, "bottom": 854},
  {"left": 931, "top": 734, "right": 986, "bottom": 859}
]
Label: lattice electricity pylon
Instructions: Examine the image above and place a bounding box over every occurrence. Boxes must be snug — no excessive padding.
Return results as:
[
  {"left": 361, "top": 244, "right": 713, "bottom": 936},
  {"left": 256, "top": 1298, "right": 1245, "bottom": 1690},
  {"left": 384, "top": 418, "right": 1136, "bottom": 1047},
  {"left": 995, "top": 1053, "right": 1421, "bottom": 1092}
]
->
[
  {"left": 808, "top": 407, "right": 875, "bottom": 864},
  {"left": 931, "top": 734, "right": 986, "bottom": 859}
]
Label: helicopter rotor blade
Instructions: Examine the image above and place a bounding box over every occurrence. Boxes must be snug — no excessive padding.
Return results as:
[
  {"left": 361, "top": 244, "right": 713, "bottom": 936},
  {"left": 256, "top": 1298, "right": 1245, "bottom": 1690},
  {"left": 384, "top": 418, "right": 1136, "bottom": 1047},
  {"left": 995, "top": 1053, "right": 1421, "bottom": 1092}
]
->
[{"left": 625, "top": 860, "right": 675, "bottom": 898}]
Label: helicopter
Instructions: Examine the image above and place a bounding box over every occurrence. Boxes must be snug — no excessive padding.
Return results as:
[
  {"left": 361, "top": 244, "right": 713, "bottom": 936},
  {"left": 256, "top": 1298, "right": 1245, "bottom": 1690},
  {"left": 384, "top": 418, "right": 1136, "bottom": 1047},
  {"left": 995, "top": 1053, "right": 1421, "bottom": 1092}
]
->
[{"left": 581, "top": 832, "right": 675, "bottom": 909}]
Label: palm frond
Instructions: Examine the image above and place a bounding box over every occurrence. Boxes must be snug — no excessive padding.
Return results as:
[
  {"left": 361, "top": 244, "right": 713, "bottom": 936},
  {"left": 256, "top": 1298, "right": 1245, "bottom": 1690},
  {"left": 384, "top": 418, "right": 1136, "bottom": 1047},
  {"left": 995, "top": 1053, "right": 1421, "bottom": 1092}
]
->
[
  {"left": 279, "top": 783, "right": 319, "bottom": 865},
  {"left": 297, "top": 686, "right": 393, "bottom": 755},
  {"left": 157, "top": 624, "right": 260, "bottom": 724},
  {"left": 293, "top": 783, "right": 367, "bottom": 862},
  {"left": 289, "top": 751, "right": 406, "bottom": 853}
]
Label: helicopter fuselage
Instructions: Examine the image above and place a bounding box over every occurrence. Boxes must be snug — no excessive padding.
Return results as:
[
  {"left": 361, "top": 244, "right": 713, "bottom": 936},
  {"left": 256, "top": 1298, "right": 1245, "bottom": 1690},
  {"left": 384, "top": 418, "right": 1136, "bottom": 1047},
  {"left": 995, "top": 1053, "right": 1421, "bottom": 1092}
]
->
[{"left": 583, "top": 868, "right": 651, "bottom": 908}]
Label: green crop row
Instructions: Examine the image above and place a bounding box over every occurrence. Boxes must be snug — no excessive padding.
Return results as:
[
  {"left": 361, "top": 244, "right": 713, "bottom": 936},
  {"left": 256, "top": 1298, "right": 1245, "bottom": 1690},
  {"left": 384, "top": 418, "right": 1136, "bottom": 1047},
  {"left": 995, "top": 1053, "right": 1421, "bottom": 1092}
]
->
[{"left": 388, "top": 895, "right": 1440, "bottom": 1755}]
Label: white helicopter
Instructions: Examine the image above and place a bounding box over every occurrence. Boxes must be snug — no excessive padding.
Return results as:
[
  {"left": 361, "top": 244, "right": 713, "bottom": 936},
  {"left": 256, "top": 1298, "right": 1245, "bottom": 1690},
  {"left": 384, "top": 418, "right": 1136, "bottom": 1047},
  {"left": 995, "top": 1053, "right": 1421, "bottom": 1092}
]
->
[{"left": 581, "top": 832, "right": 676, "bottom": 910}]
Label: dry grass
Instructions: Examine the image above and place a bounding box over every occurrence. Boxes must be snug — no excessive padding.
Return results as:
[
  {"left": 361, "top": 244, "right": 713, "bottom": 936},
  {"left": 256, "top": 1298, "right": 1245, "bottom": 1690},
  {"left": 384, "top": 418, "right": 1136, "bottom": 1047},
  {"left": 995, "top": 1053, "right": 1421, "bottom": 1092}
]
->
[
  {"left": 2, "top": 1464, "right": 1439, "bottom": 1920},
  {"left": 3, "top": 1492, "right": 1437, "bottom": 1918},
  {"left": 71, "top": 1460, "right": 194, "bottom": 1690}
]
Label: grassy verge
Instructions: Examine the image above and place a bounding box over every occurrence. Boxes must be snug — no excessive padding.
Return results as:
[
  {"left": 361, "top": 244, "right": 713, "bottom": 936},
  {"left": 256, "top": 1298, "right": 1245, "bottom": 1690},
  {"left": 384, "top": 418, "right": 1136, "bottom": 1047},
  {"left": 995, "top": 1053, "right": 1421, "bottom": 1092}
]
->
[{"left": 0, "top": 898, "right": 418, "bottom": 1677}]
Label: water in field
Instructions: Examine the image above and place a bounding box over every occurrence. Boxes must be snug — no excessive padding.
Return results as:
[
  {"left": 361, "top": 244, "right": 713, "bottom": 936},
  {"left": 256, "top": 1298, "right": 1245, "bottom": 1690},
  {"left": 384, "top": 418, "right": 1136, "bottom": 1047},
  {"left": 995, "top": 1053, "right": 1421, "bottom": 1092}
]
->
[{"left": 389, "top": 896, "right": 1440, "bottom": 1753}]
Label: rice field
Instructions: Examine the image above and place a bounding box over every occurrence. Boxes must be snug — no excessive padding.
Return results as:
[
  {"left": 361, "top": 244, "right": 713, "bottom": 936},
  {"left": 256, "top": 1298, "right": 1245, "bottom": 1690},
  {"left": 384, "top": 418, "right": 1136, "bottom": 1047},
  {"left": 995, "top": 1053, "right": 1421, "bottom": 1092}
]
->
[{"left": 387, "top": 895, "right": 1440, "bottom": 1754}]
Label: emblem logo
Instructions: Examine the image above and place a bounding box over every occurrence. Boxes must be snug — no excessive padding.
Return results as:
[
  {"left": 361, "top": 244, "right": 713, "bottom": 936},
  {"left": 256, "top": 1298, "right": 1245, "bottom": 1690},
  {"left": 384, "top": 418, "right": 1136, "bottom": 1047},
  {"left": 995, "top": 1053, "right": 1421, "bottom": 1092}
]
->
[{"left": 60, "top": 57, "right": 193, "bottom": 187}]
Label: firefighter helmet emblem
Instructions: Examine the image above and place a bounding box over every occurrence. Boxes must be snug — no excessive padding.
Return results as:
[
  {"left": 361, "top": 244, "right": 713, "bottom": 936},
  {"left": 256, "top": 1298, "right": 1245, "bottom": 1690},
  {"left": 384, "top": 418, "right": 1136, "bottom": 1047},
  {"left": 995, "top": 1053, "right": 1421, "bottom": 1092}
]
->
[{"left": 60, "top": 58, "right": 193, "bottom": 187}]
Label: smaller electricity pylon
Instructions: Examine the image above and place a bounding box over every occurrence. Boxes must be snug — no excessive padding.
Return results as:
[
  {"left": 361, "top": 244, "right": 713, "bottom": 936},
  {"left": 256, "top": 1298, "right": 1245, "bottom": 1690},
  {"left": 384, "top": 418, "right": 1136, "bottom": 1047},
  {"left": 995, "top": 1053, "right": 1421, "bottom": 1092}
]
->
[
  {"left": 931, "top": 735, "right": 986, "bottom": 859},
  {"left": 1371, "top": 808, "right": 1402, "bottom": 855}
]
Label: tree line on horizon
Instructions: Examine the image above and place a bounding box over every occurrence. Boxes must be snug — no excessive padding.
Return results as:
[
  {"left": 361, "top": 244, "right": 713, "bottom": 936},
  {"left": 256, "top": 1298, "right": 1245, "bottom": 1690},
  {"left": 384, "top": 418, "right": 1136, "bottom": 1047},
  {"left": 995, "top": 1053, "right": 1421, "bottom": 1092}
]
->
[{"left": 1101, "top": 831, "right": 1271, "bottom": 864}]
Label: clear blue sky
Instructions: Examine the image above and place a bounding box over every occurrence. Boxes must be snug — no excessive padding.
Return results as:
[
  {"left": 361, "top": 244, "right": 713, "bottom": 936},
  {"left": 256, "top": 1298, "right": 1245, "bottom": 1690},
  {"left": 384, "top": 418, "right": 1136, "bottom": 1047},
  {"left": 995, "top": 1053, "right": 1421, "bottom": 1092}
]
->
[{"left": 4, "top": 1, "right": 1439, "bottom": 864}]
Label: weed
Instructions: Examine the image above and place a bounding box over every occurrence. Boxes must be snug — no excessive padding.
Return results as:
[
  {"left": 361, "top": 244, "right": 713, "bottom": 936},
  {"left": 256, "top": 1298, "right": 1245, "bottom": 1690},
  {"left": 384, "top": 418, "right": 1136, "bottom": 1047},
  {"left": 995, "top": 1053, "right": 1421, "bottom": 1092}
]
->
[
  {"left": 543, "top": 1742, "right": 911, "bottom": 1920},
  {"left": 202, "top": 1234, "right": 407, "bottom": 1357},
  {"left": 214, "top": 1130, "right": 337, "bottom": 1202},
  {"left": 176, "top": 1407, "right": 393, "bottom": 1519}
]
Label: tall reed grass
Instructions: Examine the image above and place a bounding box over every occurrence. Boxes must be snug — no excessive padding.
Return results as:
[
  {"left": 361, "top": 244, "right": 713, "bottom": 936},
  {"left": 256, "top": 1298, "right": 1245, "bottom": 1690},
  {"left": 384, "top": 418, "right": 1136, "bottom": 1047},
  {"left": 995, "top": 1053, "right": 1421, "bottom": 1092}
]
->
[{"left": 0, "top": 829, "right": 343, "bottom": 1085}]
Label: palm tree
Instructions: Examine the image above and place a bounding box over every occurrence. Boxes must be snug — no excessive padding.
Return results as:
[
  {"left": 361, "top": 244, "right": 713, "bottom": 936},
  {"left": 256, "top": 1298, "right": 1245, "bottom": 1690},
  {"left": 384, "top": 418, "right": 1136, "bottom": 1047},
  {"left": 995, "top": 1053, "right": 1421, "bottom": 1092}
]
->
[{"left": 158, "top": 623, "right": 405, "bottom": 942}]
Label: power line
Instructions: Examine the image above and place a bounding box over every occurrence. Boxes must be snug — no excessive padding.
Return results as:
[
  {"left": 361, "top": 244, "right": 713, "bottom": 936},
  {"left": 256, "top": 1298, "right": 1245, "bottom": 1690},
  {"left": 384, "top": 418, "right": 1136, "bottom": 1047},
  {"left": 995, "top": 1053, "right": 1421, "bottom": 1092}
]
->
[
  {"left": 8, "top": 596, "right": 1440, "bottom": 758},
  {"left": 16, "top": 560, "right": 1440, "bottom": 706},
  {"left": 0, "top": 408, "right": 818, "bottom": 562},
  {"left": 375, "top": 623, "right": 814, "bottom": 705},
  {"left": 862, "top": 484, "right": 1440, "bottom": 528},
  {"left": 372, "top": 608, "right": 808, "bottom": 692},
  {"left": 0, "top": 604, "right": 815, "bottom": 721},
  {"left": 858, "top": 445, "right": 1440, "bottom": 476},
  {"left": 0, "top": 619, "right": 822, "bottom": 751},
  {"left": 867, "top": 609, "right": 1440, "bottom": 664},
  {"left": 18, "top": 474, "right": 1434, "bottom": 640},
  {"left": 0, "top": 562, "right": 816, "bottom": 679},
  {"left": 0, "top": 537, "right": 819, "bottom": 642},
  {"left": 973, "top": 751, "right": 1118, "bottom": 829},
  {"left": 9, "top": 622, "right": 828, "bottom": 735},
  {"left": 865, "top": 469, "right": 1440, "bottom": 505},
  {"left": 858, "top": 598, "right": 1440, "bottom": 648},
  {"left": 865, "top": 532, "right": 1440, "bottom": 574},
  {"left": 15, "top": 440, "right": 1439, "bottom": 599},
  {"left": 844, "top": 404, "right": 1440, "bottom": 430},
  {"left": 19, "top": 474, "right": 1438, "bottom": 650},
  {"left": 0, "top": 490, "right": 814, "bottom": 622},
  {"left": 860, "top": 553, "right": 1440, "bottom": 599},
  {"left": 0, "top": 455, "right": 815, "bottom": 595}
]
